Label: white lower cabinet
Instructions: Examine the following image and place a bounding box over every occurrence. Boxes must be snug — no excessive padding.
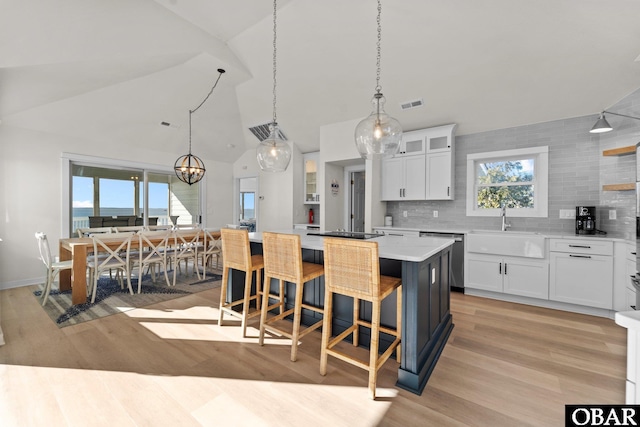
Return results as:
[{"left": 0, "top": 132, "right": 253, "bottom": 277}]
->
[
  {"left": 549, "top": 238, "right": 614, "bottom": 309},
  {"left": 467, "top": 253, "right": 549, "bottom": 299}
]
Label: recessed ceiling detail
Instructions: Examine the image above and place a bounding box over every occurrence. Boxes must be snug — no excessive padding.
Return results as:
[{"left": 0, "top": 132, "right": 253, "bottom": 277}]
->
[
  {"left": 249, "top": 123, "right": 287, "bottom": 142},
  {"left": 400, "top": 99, "right": 424, "bottom": 110}
]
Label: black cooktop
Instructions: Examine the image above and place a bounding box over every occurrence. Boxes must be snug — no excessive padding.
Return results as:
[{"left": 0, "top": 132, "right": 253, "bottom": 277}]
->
[{"left": 306, "top": 231, "right": 379, "bottom": 240}]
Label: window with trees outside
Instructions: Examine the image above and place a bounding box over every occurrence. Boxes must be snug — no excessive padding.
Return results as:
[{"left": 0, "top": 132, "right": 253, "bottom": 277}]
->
[{"left": 466, "top": 146, "right": 548, "bottom": 217}]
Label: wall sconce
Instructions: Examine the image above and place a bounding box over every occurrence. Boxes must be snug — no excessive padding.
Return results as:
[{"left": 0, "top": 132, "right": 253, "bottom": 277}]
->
[{"left": 590, "top": 110, "right": 640, "bottom": 133}]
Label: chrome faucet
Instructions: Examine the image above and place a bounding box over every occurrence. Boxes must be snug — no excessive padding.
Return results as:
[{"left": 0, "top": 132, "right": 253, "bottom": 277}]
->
[{"left": 500, "top": 204, "right": 511, "bottom": 231}]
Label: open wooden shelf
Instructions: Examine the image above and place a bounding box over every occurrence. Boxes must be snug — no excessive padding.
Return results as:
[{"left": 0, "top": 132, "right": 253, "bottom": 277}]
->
[
  {"left": 602, "top": 183, "right": 635, "bottom": 191},
  {"left": 602, "top": 145, "right": 636, "bottom": 156}
]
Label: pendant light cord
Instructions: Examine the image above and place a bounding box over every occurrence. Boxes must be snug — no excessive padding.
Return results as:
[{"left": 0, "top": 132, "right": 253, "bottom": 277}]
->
[
  {"left": 375, "top": 0, "right": 382, "bottom": 95},
  {"left": 272, "top": 0, "right": 278, "bottom": 125},
  {"left": 188, "top": 68, "right": 226, "bottom": 154}
]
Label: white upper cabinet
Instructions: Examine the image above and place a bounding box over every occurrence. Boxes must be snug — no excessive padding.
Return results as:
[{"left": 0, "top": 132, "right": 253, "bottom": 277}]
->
[
  {"left": 397, "top": 130, "right": 426, "bottom": 156},
  {"left": 425, "top": 124, "right": 457, "bottom": 200},
  {"left": 303, "top": 152, "right": 320, "bottom": 204},
  {"left": 381, "top": 124, "right": 457, "bottom": 201}
]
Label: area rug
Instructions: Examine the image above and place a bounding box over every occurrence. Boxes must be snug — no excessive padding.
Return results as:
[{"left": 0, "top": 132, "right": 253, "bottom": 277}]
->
[{"left": 33, "top": 272, "right": 222, "bottom": 328}]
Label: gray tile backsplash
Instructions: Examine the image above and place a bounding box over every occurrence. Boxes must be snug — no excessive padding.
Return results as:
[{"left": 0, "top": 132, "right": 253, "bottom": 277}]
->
[{"left": 387, "top": 89, "right": 640, "bottom": 238}]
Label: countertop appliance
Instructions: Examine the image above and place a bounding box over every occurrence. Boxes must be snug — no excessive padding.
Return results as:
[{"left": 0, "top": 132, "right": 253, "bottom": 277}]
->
[
  {"left": 576, "top": 206, "right": 596, "bottom": 235},
  {"left": 420, "top": 231, "right": 464, "bottom": 293}
]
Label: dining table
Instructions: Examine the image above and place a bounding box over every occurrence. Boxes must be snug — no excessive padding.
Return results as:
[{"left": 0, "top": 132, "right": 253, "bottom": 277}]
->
[{"left": 58, "top": 229, "right": 220, "bottom": 305}]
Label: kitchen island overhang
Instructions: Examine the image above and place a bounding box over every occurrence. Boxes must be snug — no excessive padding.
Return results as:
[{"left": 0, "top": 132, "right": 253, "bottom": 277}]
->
[{"left": 227, "top": 230, "right": 455, "bottom": 395}]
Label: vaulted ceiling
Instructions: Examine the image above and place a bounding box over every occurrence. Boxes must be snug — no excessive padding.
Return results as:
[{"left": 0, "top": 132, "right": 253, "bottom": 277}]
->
[{"left": 2, "top": 0, "right": 640, "bottom": 164}]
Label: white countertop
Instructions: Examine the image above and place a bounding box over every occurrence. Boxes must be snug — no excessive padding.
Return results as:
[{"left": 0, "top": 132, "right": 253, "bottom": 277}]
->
[
  {"left": 372, "top": 226, "right": 632, "bottom": 242},
  {"left": 615, "top": 310, "right": 640, "bottom": 331},
  {"left": 249, "top": 229, "right": 455, "bottom": 263}
]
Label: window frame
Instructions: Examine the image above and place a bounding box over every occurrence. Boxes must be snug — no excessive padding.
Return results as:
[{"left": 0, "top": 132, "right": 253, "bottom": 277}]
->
[
  {"left": 466, "top": 146, "right": 548, "bottom": 218},
  {"left": 61, "top": 153, "right": 206, "bottom": 237}
]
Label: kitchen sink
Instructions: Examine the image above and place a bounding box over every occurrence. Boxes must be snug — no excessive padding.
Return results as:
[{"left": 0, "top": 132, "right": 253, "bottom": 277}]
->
[{"left": 467, "top": 230, "right": 546, "bottom": 258}]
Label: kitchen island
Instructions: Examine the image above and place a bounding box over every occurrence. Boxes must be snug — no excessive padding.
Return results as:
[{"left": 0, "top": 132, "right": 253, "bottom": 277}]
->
[{"left": 225, "top": 229, "right": 454, "bottom": 395}]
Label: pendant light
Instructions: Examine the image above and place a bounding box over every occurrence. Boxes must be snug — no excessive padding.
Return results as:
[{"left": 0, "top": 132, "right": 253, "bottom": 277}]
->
[
  {"left": 354, "top": 0, "right": 402, "bottom": 160},
  {"left": 589, "top": 110, "right": 640, "bottom": 134},
  {"left": 174, "top": 68, "right": 226, "bottom": 185},
  {"left": 256, "top": 0, "right": 292, "bottom": 172}
]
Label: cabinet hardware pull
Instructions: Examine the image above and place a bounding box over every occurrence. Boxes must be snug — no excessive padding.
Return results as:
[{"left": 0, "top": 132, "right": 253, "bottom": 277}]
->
[
  {"left": 399, "top": 188, "right": 402, "bottom": 198},
  {"left": 569, "top": 254, "right": 591, "bottom": 259},
  {"left": 632, "top": 252, "right": 637, "bottom": 255},
  {"left": 504, "top": 263, "right": 507, "bottom": 275},
  {"left": 447, "top": 186, "right": 450, "bottom": 196},
  {"left": 568, "top": 245, "right": 591, "bottom": 249},
  {"left": 499, "top": 262, "right": 502, "bottom": 274}
]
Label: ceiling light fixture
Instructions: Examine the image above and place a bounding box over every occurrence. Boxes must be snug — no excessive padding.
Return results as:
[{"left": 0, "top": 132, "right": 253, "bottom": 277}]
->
[
  {"left": 256, "top": 0, "right": 292, "bottom": 173},
  {"left": 354, "top": 0, "right": 402, "bottom": 160},
  {"left": 590, "top": 110, "right": 640, "bottom": 134},
  {"left": 174, "top": 68, "right": 226, "bottom": 185}
]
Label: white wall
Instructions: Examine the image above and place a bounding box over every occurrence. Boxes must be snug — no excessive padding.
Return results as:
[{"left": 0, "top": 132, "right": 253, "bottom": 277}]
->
[
  {"left": 0, "top": 125, "right": 234, "bottom": 289},
  {"left": 233, "top": 142, "right": 303, "bottom": 231},
  {"left": 319, "top": 118, "right": 385, "bottom": 232}
]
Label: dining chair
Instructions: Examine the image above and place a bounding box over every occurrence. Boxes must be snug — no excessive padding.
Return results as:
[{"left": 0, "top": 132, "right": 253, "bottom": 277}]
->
[
  {"left": 258, "top": 231, "right": 325, "bottom": 362},
  {"left": 114, "top": 225, "right": 145, "bottom": 233},
  {"left": 76, "top": 226, "right": 113, "bottom": 238},
  {"left": 171, "top": 228, "right": 201, "bottom": 286},
  {"left": 131, "top": 229, "right": 171, "bottom": 293},
  {"left": 35, "top": 232, "right": 74, "bottom": 306},
  {"left": 219, "top": 228, "right": 264, "bottom": 337},
  {"left": 320, "top": 237, "right": 402, "bottom": 399},
  {"left": 87, "top": 232, "right": 135, "bottom": 303},
  {"left": 199, "top": 228, "right": 222, "bottom": 279},
  {"left": 147, "top": 224, "right": 173, "bottom": 231}
]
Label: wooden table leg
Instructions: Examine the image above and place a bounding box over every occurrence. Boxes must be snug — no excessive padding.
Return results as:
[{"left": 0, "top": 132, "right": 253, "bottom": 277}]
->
[
  {"left": 59, "top": 243, "right": 72, "bottom": 291},
  {"left": 71, "top": 245, "right": 88, "bottom": 305}
]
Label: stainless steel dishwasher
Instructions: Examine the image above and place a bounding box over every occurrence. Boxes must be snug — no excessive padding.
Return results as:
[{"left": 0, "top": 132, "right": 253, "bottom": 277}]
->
[{"left": 419, "top": 232, "right": 464, "bottom": 293}]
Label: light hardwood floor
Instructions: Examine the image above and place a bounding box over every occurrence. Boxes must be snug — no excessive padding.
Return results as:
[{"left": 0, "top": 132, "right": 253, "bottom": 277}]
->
[{"left": 0, "top": 284, "right": 627, "bottom": 427}]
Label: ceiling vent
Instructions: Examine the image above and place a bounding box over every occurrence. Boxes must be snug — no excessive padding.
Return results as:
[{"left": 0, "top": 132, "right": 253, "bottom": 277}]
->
[
  {"left": 249, "top": 123, "right": 288, "bottom": 142},
  {"left": 400, "top": 98, "right": 424, "bottom": 110}
]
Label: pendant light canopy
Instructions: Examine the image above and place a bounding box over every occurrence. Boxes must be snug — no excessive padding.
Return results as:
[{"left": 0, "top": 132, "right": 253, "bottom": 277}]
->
[
  {"left": 589, "top": 110, "right": 640, "bottom": 134},
  {"left": 257, "top": 0, "right": 292, "bottom": 173},
  {"left": 354, "top": 0, "right": 402, "bottom": 160},
  {"left": 174, "top": 68, "right": 226, "bottom": 185}
]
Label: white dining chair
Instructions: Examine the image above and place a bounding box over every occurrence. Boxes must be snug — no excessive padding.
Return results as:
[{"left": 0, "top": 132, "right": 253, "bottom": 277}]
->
[
  {"left": 199, "top": 228, "right": 222, "bottom": 279},
  {"left": 171, "top": 229, "right": 201, "bottom": 286},
  {"left": 131, "top": 229, "right": 172, "bottom": 293},
  {"left": 35, "top": 232, "right": 74, "bottom": 306},
  {"left": 87, "top": 232, "right": 135, "bottom": 303}
]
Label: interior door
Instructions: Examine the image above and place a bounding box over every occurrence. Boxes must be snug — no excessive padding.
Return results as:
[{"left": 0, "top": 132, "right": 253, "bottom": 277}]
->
[{"left": 351, "top": 171, "right": 366, "bottom": 232}]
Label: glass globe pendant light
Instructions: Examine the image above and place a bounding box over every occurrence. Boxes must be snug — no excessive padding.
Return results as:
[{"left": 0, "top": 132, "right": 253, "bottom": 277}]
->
[
  {"left": 257, "top": 0, "right": 291, "bottom": 172},
  {"left": 174, "top": 68, "right": 226, "bottom": 185},
  {"left": 354, "top": 0, "right": 402, "bottom": 159}
]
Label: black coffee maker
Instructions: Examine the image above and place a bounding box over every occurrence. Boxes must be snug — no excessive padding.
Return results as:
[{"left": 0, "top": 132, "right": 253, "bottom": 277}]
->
[{"left": 575, "top": 206, "right": 596, "bottom": 235}]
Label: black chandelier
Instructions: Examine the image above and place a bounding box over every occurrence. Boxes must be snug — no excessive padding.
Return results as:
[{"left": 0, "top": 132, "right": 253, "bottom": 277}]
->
[{"left": 174, "top": 68, "right": 226, "bottom": 185}]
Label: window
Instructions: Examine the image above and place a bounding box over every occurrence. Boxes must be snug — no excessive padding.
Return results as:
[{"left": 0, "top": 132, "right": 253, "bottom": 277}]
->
[
  {"left": 240, "top": 192, "right": 255, "bottom": 220},
  {"left": 63, "top": 153, "right": 203, "bottom": 236},
  {"left": 466, "top": 146, "right": 548, "bottom": 217}
]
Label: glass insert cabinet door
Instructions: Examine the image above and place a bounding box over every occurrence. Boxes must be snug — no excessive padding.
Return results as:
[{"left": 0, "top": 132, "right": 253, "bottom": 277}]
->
[{"left": 304, "top": 152, "right": 319, "bottom": 204}]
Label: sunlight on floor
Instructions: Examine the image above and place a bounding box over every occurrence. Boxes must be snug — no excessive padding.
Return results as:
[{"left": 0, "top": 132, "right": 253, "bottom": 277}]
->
[
  {"left": 124, "top": 305, "right": 294, "bottom": 345},
  {"left": 0, "top": 364, "right": 396, "bottom": 426}
]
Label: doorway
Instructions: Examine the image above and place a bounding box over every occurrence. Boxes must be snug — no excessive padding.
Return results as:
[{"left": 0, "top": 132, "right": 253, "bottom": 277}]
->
[{"left": 350, "top": 170, "right": 366, "bottom": 232}]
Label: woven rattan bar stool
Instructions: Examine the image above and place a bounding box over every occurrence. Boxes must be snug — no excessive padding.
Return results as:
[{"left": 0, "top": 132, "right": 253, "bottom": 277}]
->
[
  {"left": 219, "top": 228, "right": 264, "bottom": 337},
  {"left": 320, "top": 237, "right": 402, "bottom": 399},
  {"left": 259, "top": 231, "right": 325, "bottom": 362}
]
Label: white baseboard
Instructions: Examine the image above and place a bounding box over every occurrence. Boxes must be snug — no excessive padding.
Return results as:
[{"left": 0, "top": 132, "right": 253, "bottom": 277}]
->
[
  {"left": 0, "top": 277, "right": 43, "bottom": 291},
  {"left": 465, "top": 288, "right": 615, "bottom": 319}
]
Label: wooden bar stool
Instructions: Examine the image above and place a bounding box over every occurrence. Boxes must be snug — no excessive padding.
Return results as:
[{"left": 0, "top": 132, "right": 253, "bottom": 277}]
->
[
  {"left": 259, "top": 231, "right": 325, "bottom": 362},
  {"left": 219, "top": 228, "right": 264, "bottom": 337},
  {"left": 320, "top": 237, "right": 402, "bottom": 399}
]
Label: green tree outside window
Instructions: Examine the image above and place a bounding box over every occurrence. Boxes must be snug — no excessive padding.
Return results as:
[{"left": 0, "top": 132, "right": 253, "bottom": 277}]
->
[{"left": 476, "top": 160, "right": 534, "bottom": 209}]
